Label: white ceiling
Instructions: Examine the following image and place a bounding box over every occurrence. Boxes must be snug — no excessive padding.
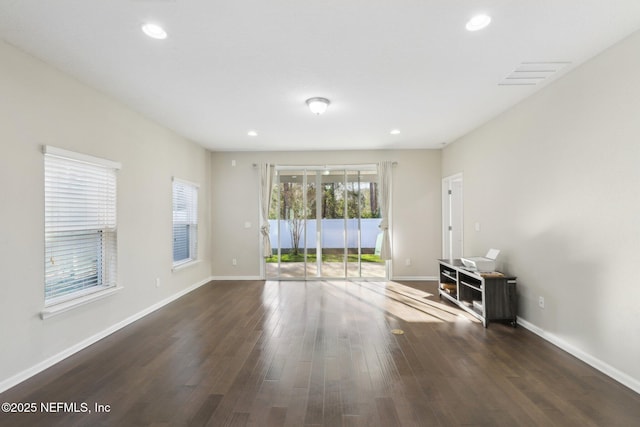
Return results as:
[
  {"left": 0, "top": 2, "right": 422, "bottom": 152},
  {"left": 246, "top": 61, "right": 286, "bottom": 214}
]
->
[{"left": 1, "top": 1, "right": 640, "bottom": 152}]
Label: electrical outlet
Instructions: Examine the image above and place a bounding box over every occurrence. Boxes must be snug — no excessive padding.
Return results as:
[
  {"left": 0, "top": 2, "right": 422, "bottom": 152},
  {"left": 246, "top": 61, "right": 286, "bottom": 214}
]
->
[
  {"left": 538, "top": 296, "right": 545, "bottom": 309},
  {"left": 232, "top": 258, "right": 237, "bottom": 266},
  {"left": 405, "top": 258, "right": 411, "bottom": 266},
  {"left": 156, "top": 278, "right": 160, "bottom": 288}
]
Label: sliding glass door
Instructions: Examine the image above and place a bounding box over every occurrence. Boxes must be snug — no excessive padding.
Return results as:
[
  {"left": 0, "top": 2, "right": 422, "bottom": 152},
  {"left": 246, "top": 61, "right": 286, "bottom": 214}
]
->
[
  {"left": 319, "top": 170, "right": 345, "bottom": 278},
  {"left": 266, "top": 166, "right": 386, "bottom": 280}
]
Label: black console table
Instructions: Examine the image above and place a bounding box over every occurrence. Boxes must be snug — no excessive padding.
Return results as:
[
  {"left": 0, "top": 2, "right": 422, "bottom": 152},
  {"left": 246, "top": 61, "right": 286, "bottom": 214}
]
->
[{"left": 438, "top": 259, "right": 517, "bottom": 327}]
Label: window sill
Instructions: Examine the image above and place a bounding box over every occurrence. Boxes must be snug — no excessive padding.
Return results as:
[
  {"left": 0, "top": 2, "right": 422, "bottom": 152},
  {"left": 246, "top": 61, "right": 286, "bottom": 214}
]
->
[
  {"left": 41, "top": 286, "right": 124, "bottom": 320},
  {"left": 172, "top": 259, "right": 200, "bottom": 272}
]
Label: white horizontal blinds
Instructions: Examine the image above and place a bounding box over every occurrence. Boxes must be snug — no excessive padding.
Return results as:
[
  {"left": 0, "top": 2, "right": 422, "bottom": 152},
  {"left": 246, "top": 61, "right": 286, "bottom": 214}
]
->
[
  {"left": 172, "top": 179, "right": 198, "bottom": 265},
  {"left": 44, "top": 147, "right": 119, "bottom": 305}
]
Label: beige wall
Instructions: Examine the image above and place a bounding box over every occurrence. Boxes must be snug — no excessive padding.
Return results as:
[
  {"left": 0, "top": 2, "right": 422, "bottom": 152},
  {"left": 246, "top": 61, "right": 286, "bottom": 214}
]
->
[
  {"left": 210, "top": 149, "right": 442, "bottom": 280},
  {"left": 0, "top": 40, "right": 212, "bottom": 387},
  {"left": 442, "top": 30, "right": 640, "bottom": 388}
]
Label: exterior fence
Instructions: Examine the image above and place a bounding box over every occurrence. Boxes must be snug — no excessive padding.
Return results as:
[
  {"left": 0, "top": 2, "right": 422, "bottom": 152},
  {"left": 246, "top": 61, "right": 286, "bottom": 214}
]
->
[{"left": 269, "top": 218, "right": 382, "bottom": 251}]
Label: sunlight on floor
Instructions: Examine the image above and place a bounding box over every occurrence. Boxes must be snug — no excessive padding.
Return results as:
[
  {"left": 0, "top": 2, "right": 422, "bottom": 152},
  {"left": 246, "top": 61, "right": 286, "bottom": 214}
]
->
[
  {"left": 348, "top": 280, "right": 480, "bottom": 324},
  {"left": 263, "top": 279, "right": 479, "bottom": 325}
]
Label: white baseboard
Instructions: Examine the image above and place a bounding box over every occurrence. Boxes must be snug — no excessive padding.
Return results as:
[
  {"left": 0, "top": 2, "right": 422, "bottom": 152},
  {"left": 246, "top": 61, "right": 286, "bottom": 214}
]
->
[
  {"left": 517, "top": 317, "right": 640, "bottom": 395},
  {"left": 391, "top": 275, "right": 438, "bottom": 281},
  {"left": 0, "top": 276, "right": 213, "bottom": 394},
  {"left": 210, "top": 275, "right": 263, "bottom": 281}
]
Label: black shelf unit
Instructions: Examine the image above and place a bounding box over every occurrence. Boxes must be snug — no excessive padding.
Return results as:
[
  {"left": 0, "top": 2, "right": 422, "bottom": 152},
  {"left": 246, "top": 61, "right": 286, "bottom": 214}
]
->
[{"left": 438, "top": 259, "right": 517, "bottom": 327}]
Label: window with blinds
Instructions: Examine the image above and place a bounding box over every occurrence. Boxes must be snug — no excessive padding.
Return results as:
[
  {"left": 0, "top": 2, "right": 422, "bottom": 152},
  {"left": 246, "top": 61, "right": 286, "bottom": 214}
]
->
[
  {"left": 44, "top": 146, "right": 120, "bottom": 306},
  {"left": 172, "top": 178, "right": 198, "bottom": 267}
]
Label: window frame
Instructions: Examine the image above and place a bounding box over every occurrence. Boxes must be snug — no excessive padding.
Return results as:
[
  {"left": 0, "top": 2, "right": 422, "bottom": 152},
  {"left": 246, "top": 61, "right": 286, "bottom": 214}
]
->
[
  {"left": 42, "top": 146, "right": 122, "bottom": 318},
  {"left": 172, "top": 177, "right": 199, "bottom": 270}
]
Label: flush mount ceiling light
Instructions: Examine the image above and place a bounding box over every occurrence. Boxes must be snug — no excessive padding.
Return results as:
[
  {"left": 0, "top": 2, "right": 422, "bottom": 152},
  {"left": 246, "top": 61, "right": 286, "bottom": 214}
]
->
[
  {"left": 247, "top": 130, "right": 258, "bottom": 137},
  {"left": 466, "top": 14, "right": 492, "bottom": 31},
  {"left": 142, "top": 23, "right": 167, "bottom": 40},
  {"left": 306, "top": 97, "right": 330, "bottom": 115},
  {"left": 390, "top": 129, "right": 401, "bottom": 135}
]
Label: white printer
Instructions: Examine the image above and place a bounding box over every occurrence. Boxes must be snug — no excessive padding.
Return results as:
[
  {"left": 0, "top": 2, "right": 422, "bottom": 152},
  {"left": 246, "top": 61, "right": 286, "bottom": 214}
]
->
[{"left": 461, "top": 249, "right": 500, "bottom": 272}]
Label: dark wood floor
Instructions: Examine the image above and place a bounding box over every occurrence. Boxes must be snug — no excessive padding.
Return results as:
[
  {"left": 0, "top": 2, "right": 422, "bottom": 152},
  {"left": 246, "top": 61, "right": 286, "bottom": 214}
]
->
[{"left": 1, "top": 280, "right": 639, "bottom": 427}]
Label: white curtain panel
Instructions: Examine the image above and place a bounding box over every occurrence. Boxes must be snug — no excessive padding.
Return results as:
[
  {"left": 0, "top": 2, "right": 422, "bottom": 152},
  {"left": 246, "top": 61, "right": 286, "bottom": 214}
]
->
[
  {"left": 259, "top": 163, "right": 273, "bottom": 257},
  {"left": 378, "top": 160, "right": 393, "bottom": 260}
]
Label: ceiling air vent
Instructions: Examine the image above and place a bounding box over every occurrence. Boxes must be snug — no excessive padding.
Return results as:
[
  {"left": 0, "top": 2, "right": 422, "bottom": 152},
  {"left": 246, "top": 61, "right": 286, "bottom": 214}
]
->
[{"left": 499, "top": 62, "right": 571, "bottom": 86}]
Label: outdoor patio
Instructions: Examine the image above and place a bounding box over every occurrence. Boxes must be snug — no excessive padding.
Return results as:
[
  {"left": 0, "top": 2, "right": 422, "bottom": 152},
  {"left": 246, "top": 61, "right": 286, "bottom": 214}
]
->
[{"left": 266, "top": 260, "right": 386, "bottom": 279}]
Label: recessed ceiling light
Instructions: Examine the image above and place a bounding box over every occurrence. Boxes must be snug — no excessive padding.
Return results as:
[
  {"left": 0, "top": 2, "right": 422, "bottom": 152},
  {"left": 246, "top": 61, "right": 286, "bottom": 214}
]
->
[
  {"left": 390, "top": 129, "right": 401, "bottom": 135},
  {"left": 247, "top": 130, "right": 258, "bottom": 137},
  {"left": 142, "top": 23, "right": 167, "bottom": 40},
  {"left": 466, "top": 14, "right": 491, "bottom": 31}
]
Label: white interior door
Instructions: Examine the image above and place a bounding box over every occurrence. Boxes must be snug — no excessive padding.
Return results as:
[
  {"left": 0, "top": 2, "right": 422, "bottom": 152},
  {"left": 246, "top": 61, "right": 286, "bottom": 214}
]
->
[{"left": 442, "top": 174, "right": 463, "bottom": 260}]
